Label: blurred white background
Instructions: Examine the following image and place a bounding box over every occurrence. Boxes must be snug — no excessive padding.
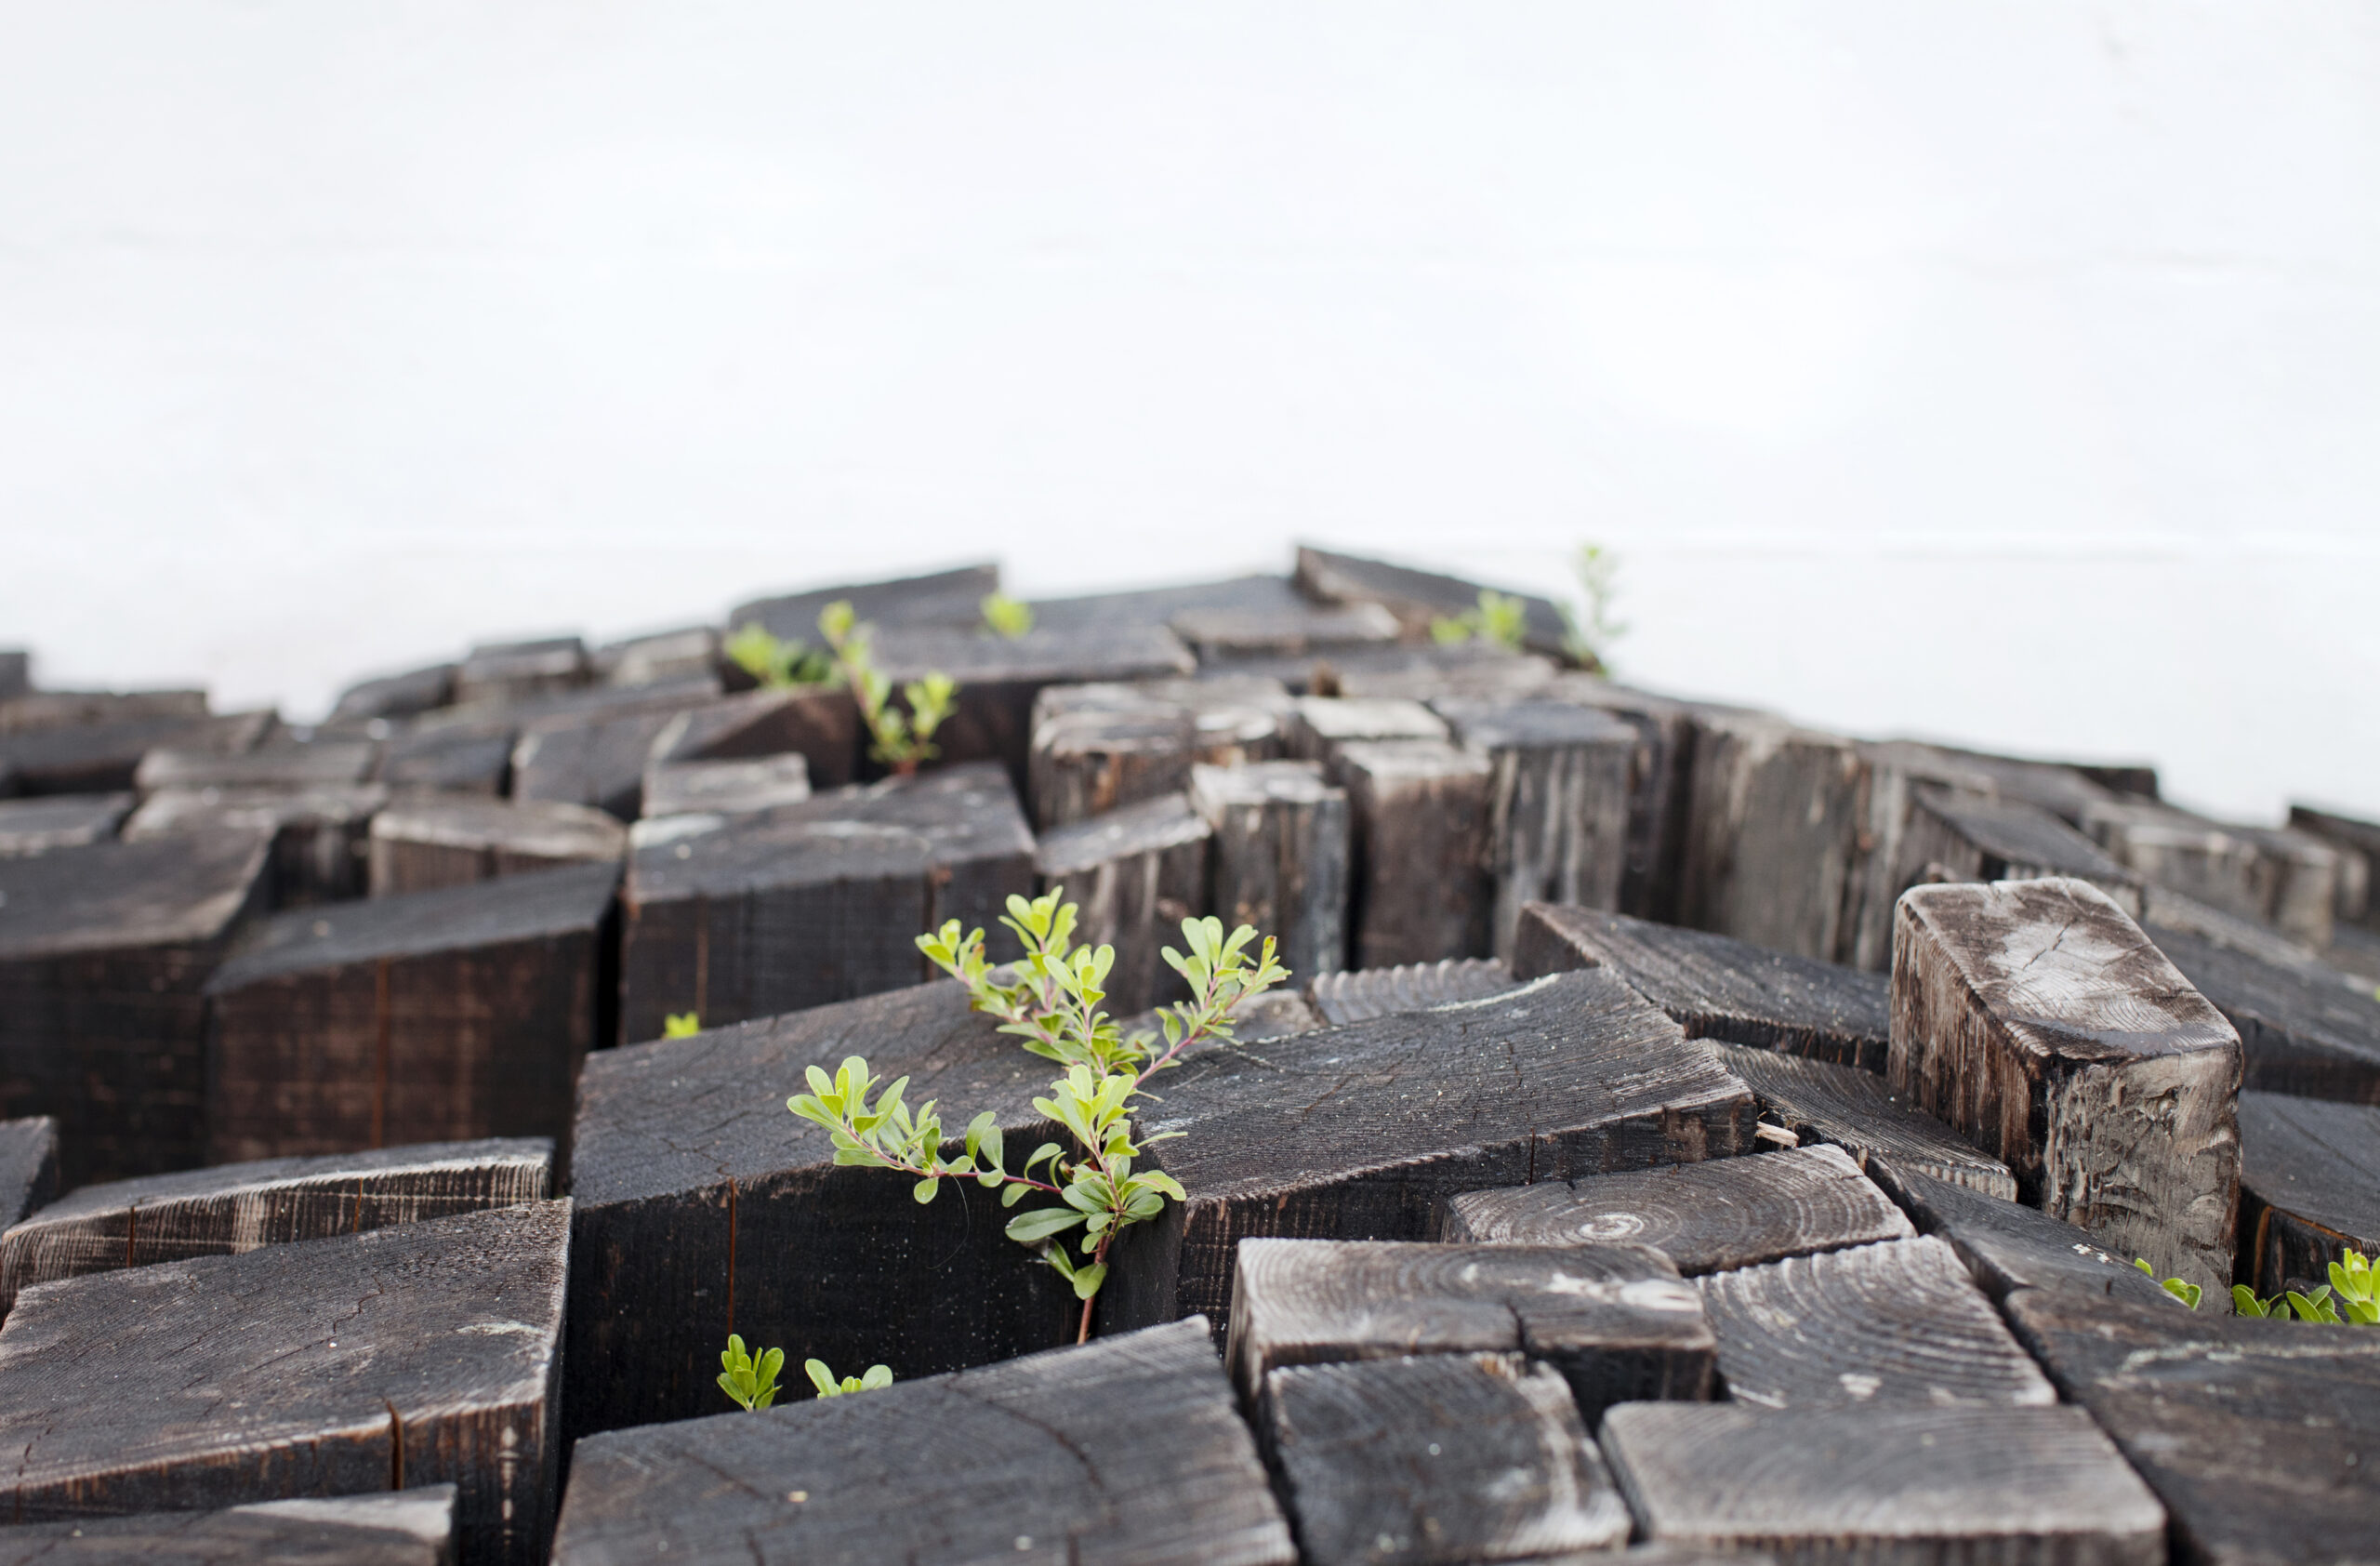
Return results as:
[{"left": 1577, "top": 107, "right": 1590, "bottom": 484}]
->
[{"left": 1, "top": 3, "right": 2373, "bottom": 819}]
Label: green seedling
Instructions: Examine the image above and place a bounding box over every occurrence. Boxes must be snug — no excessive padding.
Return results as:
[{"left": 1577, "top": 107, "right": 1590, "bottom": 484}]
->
[
  {"left": 2133, "top": 1258, "right": 2202, "bottom": 1309},
  {"left": 2229, "top": 1246, "right": 2376, "bottom": 1323},
  {"left": 816, "top": 600, "right": 958, "bottom": 775},
  {"left": 1429, "top": 588, "right": 1529, "bottom": 652},
  {"left": 805, "top": 1359, "right": 893, "bottom": 1398},
  {"left": 1561, "top": 542, "right": 1626, "bottom": 673},
  {"left": 981, "top": 592, "right": 1035, "bottom": 640},
  {"left": 717, "top": 1334, "right": 784, "bottom": 1411},
  {"left": 724, "top": 622, "right": 833, "bottom": 689},
  {"left": 663, "top": 1012, "right": 701, "bottom": 1040}
]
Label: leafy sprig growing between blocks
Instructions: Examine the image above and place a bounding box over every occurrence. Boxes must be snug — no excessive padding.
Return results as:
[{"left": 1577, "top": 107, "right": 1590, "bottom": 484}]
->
[
  {"left": 787, "top": 893, "right": 1289, "bottom": 1341},
  {"left": 816, "top": 601, "right": 957, "bottom": 775},
  {"left": 2231, "top": 1246, "right": 2378, "bottom": 1323}
]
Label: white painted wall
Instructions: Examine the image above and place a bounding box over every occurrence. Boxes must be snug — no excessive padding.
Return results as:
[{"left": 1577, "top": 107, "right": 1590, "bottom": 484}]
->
[{"left": 1, "top": 3, "right": 2373, "bottom": 820}]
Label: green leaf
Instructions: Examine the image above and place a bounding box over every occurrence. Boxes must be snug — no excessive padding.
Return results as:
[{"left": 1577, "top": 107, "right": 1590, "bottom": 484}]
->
[
  {"left": 913, "top": 1176, "right": 940, "bottom": 1203},
  {"left": 859, "top": 1363, "right": 894, "bottom": 1391},
  {"left": 2231, "top": 1285, "right": 2268, "bottom": 1317},
  {"left": 1067, "top": 1261, "right": 1107, "bottom": 1301},
  {"left": 1005, "top": 1206, "right": 1088, "bottom": 1244}
]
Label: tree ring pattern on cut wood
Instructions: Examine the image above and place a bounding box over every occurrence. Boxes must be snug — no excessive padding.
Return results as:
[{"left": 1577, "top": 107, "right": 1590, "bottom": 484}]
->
[
  {"left": 1306, "top": 959, "right": 1521, "bottom": 1026},
  {"left": 1713, "top": 1042, "right": 2017, "bottom": 1201}
]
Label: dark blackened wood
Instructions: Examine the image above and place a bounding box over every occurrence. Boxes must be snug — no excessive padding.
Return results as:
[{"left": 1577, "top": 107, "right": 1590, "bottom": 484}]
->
[
  {"left": 368, "top": 797, "right": 627, "bottom": 896},
  {"left": 647, "top": 686, "right": 861, "bottom": 790},
  {"left": 1035, "top": 792, "right": 1210, "bottom": 1015},
  {"left": 1228, "top": 1239, "right": 1712, "bottom": 1427},
  {"left": 1133, "top": 674, "right": 1297, "bottom": 765},
  {"left": 593, "top": 626, "right": 718, "bottom": 687},
  {"left": 1893, "top": 878, "right": 2243, "bottom": 1293},
  {"left": 1674, "top": 713, "right": 1867, "bottom": 964},
  {"left": 1713, "top": 1043, "right": 2018, "bottom": 1201},
  {"left": 0, "top": 792, "right": 132, "bottom": 856},
  {"left": 1831, "top": 744, "right": 2002, "bottom": 974},
  {"left": 453, "top": 636, "right": 587, "bottom": 706},
  {"left": 0, "top": 1201, "right": 566, "bottom": 1566},
  {"left": 1170, "top": 601, "right": 1401, "bottom": 665},
  {"left": 377, "top": 725, "right": 513, "bottom": 796},
  {"left": 1698, "top": 1236, "right": 2056, "bottom": 1411},
  {"left": 640, "top": 753, "right": 812, "bottom": 818},
  {"left": 135, "top": 742, "right": 378, "bottom": 793},
  {"left": 616, "top": 763, "right": 1032, "bottom": 1043},
  {"left": 1308, "top": 958, "right": 1518, "bottom": 1025},
  {"left": 1266, "top": 1353, "right": 1633, "bottom": 1566},
  {"left": 2086, "top": 798, "right": 2340, "bottom": 949},
  {"left": 329, "top": 663, "right": 458, "bottom": 725},
  {"left": 1515, "top": 904, "right": 1892, "bottom": 1071},
  {"left": 0, "top": 1136, "right": 550, "bottom": 1311},
  {"left": 2004, "top": 1287, "right": 2380, "bottom": 1566},
  {"left": 2290, "top": 801, "right": 2380, "bottom": 929},
  {"left": 1601, "top": 1401, "right": 2164, "bottom": 1565},
  {"left": 1293, "top": 545, "right": 1573, "bottom": 661},
  {"left": 728, "top": 564, "right": 999, "bottom": 644},
  {"left": 1334, "top": 740, "right": 1494, "bottom": 967},
  {"left": 2234, "top": 1089, "right": 2380, "bottom": 1296},
  {"left": 204, "top": 863, "right": 617, "bottom": 1161},
  {"left": 1190, "top": 762, "right": 1350, "bottom": 984},
  {"left": 0, "top": 689, "right": 208, "bottom": 736},
  {"left": 1101, "top": 969, "right": 1757, "bottom": 1337},
  {"left": 0, "top": 710, "right": 271, "bottom": 796},
  {"left": 1440, "top": 1144, "right": 1914, "bottom": 1276},
  {"left": 0, "top": 1119, "right": 57, "bottom": 1233},
  {"left": 555, "top": 1318, "right": 1294, "bottom": 1566},
  {"left": 0, "top": 831, "right": 272, "bottom": 1185},
  {"left": 0, "top": 654, "right": 23, "bottom": 703},
  {"left": 1434, "top": 700, "right": 1635, "bottom": 957},
  {"left": 508, "top": 677, "right": 725, "bottom": 820},
  {"left": 1027, "top": 686, "right": 1198, "bottom": 829},
  {"left": 1286, "top": 696, "right": 1448, "bottom": 764},
  {"left": 126, "top": 784, "right": 389, "bottom": 907},
  {"left": 1861, "top": 1155, "right": 2183, "bottom": 1308},
  {"left": 0, "top": 1487, "right": 457, "bottom": 1566}
]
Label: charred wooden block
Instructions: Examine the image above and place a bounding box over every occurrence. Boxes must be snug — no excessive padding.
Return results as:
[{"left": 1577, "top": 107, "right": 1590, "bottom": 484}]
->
[
  {"left": 1132, "top": 674, "right": 1297, "bottom": 765},
  {"left": 2143, "top": 922, "right": 2380, "bottom": 1106},
  {"left": 1191, "top": 762, "right": 1350, "bottom": 983},
  {"left": 368, "top": 797, "right": 627, "bottom": 896},
  {"left": 2234, "top": 1090, "right": 2380, "bottom": 1297},
  {"left": 508, "top": 677, "right": 724, "bottom": 820},
  {"left": 2289, "top": 801, "right": 2379, "bottom": 929},
  {"left": 0, "top": 1201, "right": 566, "bottom": 1566},
  {"left": 1293, "top": 545, "right": 1572, "bottom": 660},
  {"left": 0, "top": 831, "right": 272, "bottom": 1186},
  {"left": 454, "top": 636, "right": 588, "bottom": 706},
  {"left": 2004, "top": 1287, "right": 2380, "bottom": 1566},
  {"left": 1897, "top": 792, "right": 2142, "bottom": 909},
  {"left": 1027, "top": 685, "right": 1198, "bottom": 829},
  {"left": 0, "top": 710, "right": 271, "bottom": 797},
  {"left": 1308, "top": 958, "right": 1518, "bottom": 1025},
  {"left": 377, "top": 724, "right": 514, "bottom": 796},
  {"left": 1860, "top": 1156, "right": 2181, "bottom": 1308},
  {"left": 0, "top": 1136, "right": 550, "bottom": 1312},
  {"left": 204, "top": 862, "right": 617, "bottom": 1162},
  {"left": 1266, "top": 1353, "right": 1633, "bottom": 1566},
  {"left": 1170, "top": 601, "right": 1401, "bottom": 666},
  {"left": 1101, "top": 969, "right": 1758, "bottom": 1338},
  {"left": 554, "top": 1318, "right": 1294, "bottom": 1566},
  {"left": 1893, "top": 877, "right": 2242, "bottom": 1293},
  {"left": 135, "top": 741, "right": 378, "bottom": 793},
  {"left": 329, "top": 662, "right": 458, "bottom": 725},
  {"left": 1035, "top": 792, "right": 1210, "bottom": 1015},
  {"left": 564, "top": 980, "right": 1077, "bottom": 1442},
  {"left": 0, "top": 689, "right": 208, "bottom": 736},
  {"left": 127, "top": 784, "right": 389, "bottom": 907},
  {"left": 648, "top": 686, "right": 862, "bottom": 790},
  {"left": 0, "top": 1487, "right": 458, "bottom": 1566},
  {"left": 0, "top": 1120, "right": 57, "bottom": 1236},
  {"left": 0, "top": 793, "right": 132, "bottom": 856},
  {"left": 1285, "top": 696, "right": 1448, "bottom": 764},
  {"left": 1675, "top": 713, "right": 1868, "bottom": 964},
  {"left": 617, "top": 763, "right": 1032, "bottom": 1043},
  {"left": 1515, "top": 903, "right": 1891, "bottom": 1071},
  {"left": 728, "top": 563, "right": 999, "bottom": 644},
  {"left": 594, "top": 626, "right": 719, "bottom": 687},
  {"left": 641, "top": 753, "right": 811, "bottom": 818},
  {"left": 1334, "top": 740, "right": 1493, "bottom": 968},
  {"left": 1433, "top": 699, "right": 1635, "bottom": 957},
  {"left": 1602, "top": 1401, "right": 2164, "bottom": 1566},
  {"left": 1440, "top": 1144, "right": 1914, "bottom": 1276},
  {"left": 1715, "top": 1042, "right": 2017, "bottom": 1201},
  {"left": 1228, "top": 1239, "right": 1713, "bottom": 1426},
  {"left": 2085, "top": 799, "right": 2338, "bottom": 949}
]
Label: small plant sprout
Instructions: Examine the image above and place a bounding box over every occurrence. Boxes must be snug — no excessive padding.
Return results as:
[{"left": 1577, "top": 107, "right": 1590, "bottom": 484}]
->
[
  {"left": 1428, "top": 589, "right": 1529, "bottom": 652},
  {"left": 815, "top": 600, "right": 959, "bottom": 775},
  {"left": 723, "top": 622, "right": 833, "bottom": 689},
  {"left": 980, "top": 592, "right": 1035, "bottom": 641},
  {"left": 663, "top": 1012, "right": 701, "bottom": 1040},
  {"left": 2231, "top": 1246, "right": 2379, "bottom": 1323},
  {"left": 786, "top": 893, "right": 1289, "bottom": 1342},
  {"left": 717, "top": 1334, "right": 784, "bottom": 1411},
  {"left": 2133, "top": 1259, "right": 2202, "bottom": 1309},
  {"left": 1562, "top": 543, "right": 1626, "bottom": 673},
  {"left": 805, "top": 1359, "right": 893, "bottom": 1398}
]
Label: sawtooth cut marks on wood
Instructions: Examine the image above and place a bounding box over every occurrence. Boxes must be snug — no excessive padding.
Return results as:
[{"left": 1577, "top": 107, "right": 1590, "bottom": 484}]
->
[
  {"left": 0, "top": 1136, "right": 549, "bottom": 1311},
  {"left": 1190, "top": 761, "right": 1350, "bottom": 985},
  {"left": 1033, "top": 791, "right": 1210, "bottom": 1015},
  {"left": 553, "top": 1318, "right": 1296, "bottom": 1566},
  {"left": 0, "top": 792, "right": 134, "bottom": 856},
  {"left": 2144, "top": 920, "right": 2380, "bottom": 1104},
  {"left": 1893, "top": 877, "right": 2242, "bottom": 1294},
  {"left": 1227, "top": 1239, "right": 1712, "bottom": 1426},
  {"left": 1600, "top": 1401, "right": 2165, "bottom": 1566},
  {"left": 1712, "top": 1043, "right": 2016, "bottom": 1201},
  {"left": 368, "top": 797, "right": 627, "bottom": 896},
  {"left": 1859, "top": 1155, "right": 2181, "bottom": 1308},
  {"left": 1265, "top": 1353, "right": 1633, "bottom": 1566},
  {"left": 1307, "top": 958, "right": 1520, "bottom": 1025},
  {"left": 0, "top": 1487, "right": 457, "bottom": 1566},
  {"left": 1696, "top": 1235, "right": 2056, "bottom": 1411},
  {"left": 1439, "top": 1144, "right": 1913, "bottom": 1276},
  {"left": 1333, "top": 739, "right": 1494, "bottom": 968},
  {"left": 0, "top": 1201, "right": 568, "bottom": 1566},
  {"left": 2233, "top": 1089, "right": 2380, "bottom": 1296}
]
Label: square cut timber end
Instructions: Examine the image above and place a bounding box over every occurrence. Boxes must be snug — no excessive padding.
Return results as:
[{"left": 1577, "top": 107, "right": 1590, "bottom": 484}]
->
[
  {"left": 0, "top": 829, "right": 273, "bottom": 1187},
  {"left": 1600, "top": 1401, "right": 2165, "bottom": 1566},
  {"left": 1265, "top": 1352, "right": 1633, "bottom": 1566},
  {"left": 1293, "top": 544, "right": 1573, "bottom": 661},
  {"left": 1033, "top": 790, "right": 1211, "bottom": 1016},
  {"left": 2142, "top": 919, "right": 2380, "bottom": 1106},
  {"left": 1714, "top": 1042, "right": 2018, "bottom": 1202},
  {"left": 1892, "top": 876, "right": 2242, "bottom": 1294},
  {"left": 1226, "top": 1237, "right": 1712, "bottom": 1427},
  {"left": 553, "top": 1317, "right": 1297, "bottom": 1566},
  {"left": 2234, "top": 1089, "right": 2380, "bottom": 1297},
  {"left": 616, "top": 762, "right": 1033, "bottom": 1045},
  {"left": 0, "top": 792, "right": 135, "bottom": 856},
  {"left": 1189, "top": 761, "right": 1351, "bottom": 988},
  {"left": 2085, "top": 798, "right": 2340, "bottom": 950},
  {"left": 1858, "top": 1155, "right": 2185, "bottom": 1309},
  {"left": 368, "top": 796, "right": 627, "bottom": 896},
  {"left": 562, "top": 979, "right": 1078, "bottom": 1445},
  {"left": 0, "top": 1200, "right": 569, "bottom": 1566},
  {"left": 1027, "top": 684, "right": 1199, "bottom": 830},
  {"left": 1514, "top": 902, "right": 1891, "bottom": 1072},
  {"left": 1306, "top": 957, "right": 1521, "bottom": 1026},
  {"left": 640, "top": 752, "right": 811, "bottom": 819},
  {"left": 1439, "top": 1142, "right": 1914, "bottom": 1278},
  {"left": 203, "top": 861, "right": 618, "bottom": 1164},
  {"left": 649, "top": 685, "right": 863, "bottom": 790},
  {"left": 126, "top": 783, "right": 390, "bottom": 908},
  {"left": 1130, "top": 673, "right": 1299, "bottom": 766},
  {"left": 0, "top": 1135, "right": 551, "bottom": 1313},
  {"left": 1332, "top": 738, "right": 1494, "bottom": 969},
  {"left": 1696, "top": 1235, "right": 2056, "bottom": 1412},
  {"left": 0, "top": 1486, "right": 457, "bottom": 1565},
  {"left": 1284, "top": 696, "right": 1449, "bottom": 765},
  {"left": 1098, "top": 968, "right": 1758, "bottom": 1342},
  {"left": 596, "top": 624, "right": 720, "bottom": 688}
]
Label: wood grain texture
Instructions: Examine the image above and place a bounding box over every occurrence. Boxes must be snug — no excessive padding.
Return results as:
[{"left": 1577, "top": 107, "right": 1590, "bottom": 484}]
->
[
  {"left": 1713, "top": 1043, "right": 2018, "bottom": 1201},
  {"left": 1892, "top": 877, "right": 2243, "bottom": 1293},
  {"left": 2086, "top": 798, "right": 2341, "bottom": 949},
  {"left": 453, "top": 636, "right": 587, "bottom": 706},
  {"left": 1334, "top": 739, "right": 1494, "bottom": 969},
  {"left": 1170, "top": 601, "right": 1401, "bottom": 664},
  {"left": 2234, "top": 1089, "right": 2380, "bottom": 1295},
  {"left": 639, "top": 753, "right": 811, "bottom": 818},
  {"left": 0, "top": 1486, "right": 457, "bottom": 1566},
  {"left": 1537, "top": 676, "right": 1727, "bottom": 924},
  {"left": 1829, "top": 744, "right": 2001, "bottom": 975},
  {"left": 554, "top": 1317, "right": 1295, "bottom": 1566},
  {"left": 1027, "top": 686, "right": 1198, "bottom": 829},
  {"left": 1034, "top": 791, "right": 1210, "bottom": 1015},
  {"left": 1698, "top": 1235, "right": 2056, "bottom": 1410},
  {"left": 1433, "top": 700, "right": 1635, "bottom": 957},
  {"left": 646, "top": 686, "right": 862, "bottom": 790},
  {"left": 0, "top": 690, "right": 208, "bottom": 736},
  {"left": 2004, "top": 1286, "right": 2380, "bottom": 1566},
  {"left": 1285, "top": 697, "right": 1449, "bottom": 764},
  {"left": 1308, "top": 958, "right": 1519, "bottom": 1025},
  {"left": 1880, "top": 741, "right": 2119, "bottom": 827},
  {"left": 1266, "top": 1353, "right": 1633, "bottom": 1566},
  {"left": 0, "top": 1118, "right": 57, "bottom": 1237},
  {"left": 1228, "top": 1239, "right": 1712, "bottom": 1426},
  {"left": 1322, "top": 647, "right": 1555, "bottom": 703},
  {"left": 1133, "top": 674, "right": 1298, "bottom": 765},
  {"left": 1440, "top": 1144, "right": 1914, "bottom": 1277},
  {"left": 0, "top": 1201, "right": 568, "bottom": 1566},
  {"left": 1601, "top": 1401, "right": 2164, "bottom": 1566},
  {"left": 1888, "top": 790, "right": 2145, "bottom": 924},
  {"left": 205, "top": 862, "right": 616, "bottom": 1161},
  {"left": 137, "top": 742, "right": 379, "bottom": 793},
  {"left": 2144, "top": 920, "right": 2380, "bottom": 1105},
  {"left": 1293, "top": 546, "right": 1573, "bottom": 661},
  {"left": 2290, "top": 802, "right": 2380, "bottom": 929},
  {"left": 1515, "top": 903, "right": 1892, "bottom": 1071},
  {"left": 0, "top": 1136, "right": 550, "bottom": 1312},
  {"left": 368, "top": 797, "right": 626, "bottom": 896},
  {"left": 1191, "top": 761, "right": 1350, "bottom": 984},
  {"left": 127, "top": 784, "right": 389, "bottom": 907},
  {"left": 1859, "top": 1155, "right": 2181, "bottom": 1309},
  {"left": 0, "top": 710, "right": 271, "bottom": 798},
  {"left": 1674, "top": 713, "right": 1869, "bottom": 965},
  {"left": 1101, "top": 969, "right": 1757, "bottom": 1339},
  {"left": 0, "top": 793, "right": 133, "bottom": 856},
  {"left": 617, "top": 762, "right": 1033, "bottom": 1043}
]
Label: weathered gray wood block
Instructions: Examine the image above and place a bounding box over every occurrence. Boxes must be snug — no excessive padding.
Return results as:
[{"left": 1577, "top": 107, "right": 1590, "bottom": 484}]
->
[
  {"left": 1293, "top": 546, "right": 1573, "bottom": 661},
  {"left": 1335, "top": 739, "right": 1494, "bottom": 968},
  {"left": 2084, "top": 798, "right": 2339, "bottom": 949},
  {"left": 136, "top": 740, "right": 379, "bottom": 794},
  {"left": 2008, "top": 1288, "right": 2380, "bottom": 1566},
  {"left": 1330, "top": 651, "right": 1558, "bottom": 704},
  {"left": 1170, "top": 600, "right": 1399, "bottom": 664},
  {"left": 640, "top": 752, "right": 811, "bottom": 818},
  {"left": 556, "top": 1318, "right": 1294, "bottom": 1566},
  {"left": 2234, "top": 1089, "right": 2380, "bottom": 1297},
  {"left": 329, "top": 663, "right": 458, "bottom": 725},
  {"left": 0, "top": 689, "right": 212, "bottom": 734},
  {"left": 1891, "top": 790, "right": 2143, "bottom": 913},
  {"left": 453, "top": 636, "right": 587, "bottom": 706},
  {"left": 1440, "top": 1144, "right": 1914, "bottom": 1276},
  {"left": 1540, "top": 676, "right": 1733, "bottom": 923},
  {"left": 0, "top": 1136, "right": 550, "bottom": 1312},
  {"left": 0, "top": 710, "right": 272, "bottom": 797},
  {"left": 1860, "top": 1156, "right": 2183, "bottom": 1308},
  {"left": 0, "top": 653, "right": 25, "bottom": 704},
  {"left": 0, "top": 1119, "right": 57, "bottom": 1238},
  {"left": 127, "top": 784, "right": 389, "bottom": 907},
  {"left": 1034, "top": 792, "right": 1210, "bottom": 1015},
  {"left": 648, "top": 686, "right": 861, "bottom": 790},
  {"left": 728, "top": 564, "right": 999, "bottom": 645},
  {"left": 1307, "top": 958, "right": 1519, "bottom": 1025},
  {"left": 376, "top": 723, "right": 513, "bottom": 796},
  {"left": 1675, "top": 713, "right": 1868, "bottom": 964},
  {"left": 508, "top": 677, "right": 723, "bottom": 819},
  {"left": 1714, "top": 1043, "right": 2018, "bottom": 1200},
  {"left": 1893, "top": 877, "right": 2242, "bottom": 1293},
  {"left": 0, "top": 792, "right": 132, "bottom": 856},
  {"left": 1228, "top": 1239, "right": 1713, "bottom": 1426},
  {"left": 1026, "top": 573, "right": 1309, "bottom": 634},
  {"left": 1027, "top": 685, "right": 1198, "bottom": 829},
  {"left": 2290, "top": 801, "right": 2379, "bottom": 930},
  {"left": 1602, "top": 1402, "right": 2164, "bottom": 1566},
  {"left": 2144, "top": 920, "right": 2380, "bottom": 1104},
  {"left": 369, "top": 796, "right": 626, "bottom": 896},
  {"left": 594, "top": 625, "right": 719, "bottom": 687},
  {"left": 1876, "top": 739, "right": 2120, "bottom": 827},
  {"left": 1831, "top": 743, "right": 2007, "bottom": 974},
  {"left": 1266, "top": 1353, "right": 1633, "bottom": 1566},
  {"left": 1191, "top": 762, "right": 1350, "bottom": 984},
  {"left": 205, "top": 862, "right": 616, "bottom": 1161},
  {"left": 0, "top": 1201, "right": 568, "bottom": 1566},
  {"left": 0, "top": 1486, "right": 458, "bottom": 1566},
  {"left": 1136, "top": 674, "right": 1298, "bottom": 765},
  {"left": 1285, "top": 696, "right": 1448, "bottom": 764}
]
